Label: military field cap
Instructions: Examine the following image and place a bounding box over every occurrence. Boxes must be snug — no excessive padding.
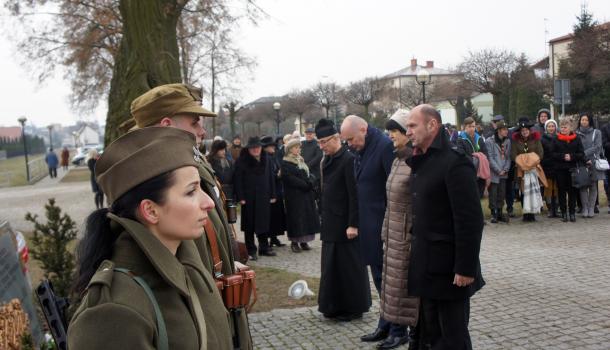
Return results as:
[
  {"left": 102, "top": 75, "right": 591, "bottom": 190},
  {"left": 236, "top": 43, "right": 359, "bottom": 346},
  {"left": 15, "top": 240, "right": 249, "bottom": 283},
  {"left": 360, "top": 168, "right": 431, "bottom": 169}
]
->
[
  {"left": 96, "top": 127, "right": 203, "bottom": 204},
  {"left": 495, "top": 121, "right": 508, "bottom": 130},
  {"left": 131, "top": 83, "right": 216, "bottom": 128}
]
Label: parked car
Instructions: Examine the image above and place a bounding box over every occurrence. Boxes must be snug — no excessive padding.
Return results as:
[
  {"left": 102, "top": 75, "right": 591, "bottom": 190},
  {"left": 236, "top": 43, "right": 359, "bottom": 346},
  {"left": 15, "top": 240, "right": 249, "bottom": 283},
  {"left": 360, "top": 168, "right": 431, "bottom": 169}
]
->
[{"left": 71, "top": 145, "right": 103, "bottom": 166}]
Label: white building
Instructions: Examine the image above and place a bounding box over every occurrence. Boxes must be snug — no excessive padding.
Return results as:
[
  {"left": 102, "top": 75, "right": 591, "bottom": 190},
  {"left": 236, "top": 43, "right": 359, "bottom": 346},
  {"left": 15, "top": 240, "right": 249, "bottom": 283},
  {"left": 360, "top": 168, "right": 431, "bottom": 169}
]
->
[{"left": 75, "top": 125, "right": 100, "bottom": 146}]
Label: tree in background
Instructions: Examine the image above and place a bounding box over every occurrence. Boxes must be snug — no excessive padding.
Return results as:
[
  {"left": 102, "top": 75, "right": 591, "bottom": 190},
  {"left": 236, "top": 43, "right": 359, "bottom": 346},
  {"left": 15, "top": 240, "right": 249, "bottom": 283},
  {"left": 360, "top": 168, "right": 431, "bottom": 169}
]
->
[
  {"left": 559, "top": 6, "right": 610, "bottom": 114},
  {"left": 223, "top": 101, "right": 245, "bottom": 138},
  {"left": 283, "top": 89, "right": 317, "bottom": 133},
  {"left": 313, "top": 82, "right": 340, "bottom": 120},
  {"left": 5, "top": 0, "right": 261, "bottom": 144},
  {"left": 342, "top": 77, "right": 384, "bottom": 122},
  {"left": 25, "top": 198, "right": 77, "bottom": 297}
]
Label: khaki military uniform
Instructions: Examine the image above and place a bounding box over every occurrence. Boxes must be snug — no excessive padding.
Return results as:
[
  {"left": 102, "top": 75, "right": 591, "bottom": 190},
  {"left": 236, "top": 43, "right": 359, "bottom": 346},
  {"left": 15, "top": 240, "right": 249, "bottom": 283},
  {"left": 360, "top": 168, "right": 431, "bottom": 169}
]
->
[
  {"left": 68, "top": 214, "right": 233, "bottom": 350},
  {"left": 195, "top": 159, "right": 253, "bottom": 350}
]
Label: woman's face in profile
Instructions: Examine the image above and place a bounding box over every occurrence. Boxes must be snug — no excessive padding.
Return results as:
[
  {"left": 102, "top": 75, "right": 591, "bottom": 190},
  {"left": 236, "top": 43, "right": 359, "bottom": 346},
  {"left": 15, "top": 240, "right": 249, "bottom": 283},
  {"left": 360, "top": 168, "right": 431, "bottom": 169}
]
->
[{"left": 154, "top": 166, "right": 214, "bottom": 242}]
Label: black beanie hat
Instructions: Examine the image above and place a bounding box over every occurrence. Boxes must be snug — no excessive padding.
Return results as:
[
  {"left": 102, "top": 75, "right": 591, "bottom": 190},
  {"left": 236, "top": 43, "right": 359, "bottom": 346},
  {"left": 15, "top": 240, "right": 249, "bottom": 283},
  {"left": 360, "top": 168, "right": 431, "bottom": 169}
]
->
[{"left": 315, "top": 118, "right": 337, "bottom": 139}]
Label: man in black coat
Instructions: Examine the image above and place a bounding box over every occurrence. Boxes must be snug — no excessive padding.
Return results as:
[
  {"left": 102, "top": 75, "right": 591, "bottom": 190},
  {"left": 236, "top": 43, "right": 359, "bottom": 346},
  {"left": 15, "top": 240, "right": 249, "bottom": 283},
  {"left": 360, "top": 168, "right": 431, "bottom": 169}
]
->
[
  {"left": 316, "top": 118, "right": 371, "bottom": 322},
  {"left": 405, "top": 105, "right": 485, "bottom": 350},
  {"left": 301, "top": 128, "right": 323, "bottom": 180}
]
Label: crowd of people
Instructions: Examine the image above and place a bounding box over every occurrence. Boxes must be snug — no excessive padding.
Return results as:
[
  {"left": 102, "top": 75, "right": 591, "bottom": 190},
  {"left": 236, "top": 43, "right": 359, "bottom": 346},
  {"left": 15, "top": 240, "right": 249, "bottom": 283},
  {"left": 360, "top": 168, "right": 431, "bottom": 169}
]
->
[
  {"left": 448, "top": 109, "right": 609, "bottom": 223},
  {"left": 65, "top": 81, "right": 608, "bottom": 350}
]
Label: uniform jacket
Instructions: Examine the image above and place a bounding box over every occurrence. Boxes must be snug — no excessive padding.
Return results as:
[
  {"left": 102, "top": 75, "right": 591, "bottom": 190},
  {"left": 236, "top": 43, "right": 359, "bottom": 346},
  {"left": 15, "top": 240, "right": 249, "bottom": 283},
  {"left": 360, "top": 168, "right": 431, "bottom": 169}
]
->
[
  {"left": 320, "top": 146, "right": 359, "bottom": 242},
  {"left": 234, "top": 149, "right": 276, "bottom": 233},
  {"left": 511, "top": 131, "right": 543, "bottom": 162},
  {"left": 68, "top": 214, "right": 233, "bottom": 350},
  {"left": 301, "top": 139, "right": 323, "bottom": 180},
  {"left": 196, "top": 160, "right": 253, "bottom": 349},
  {"left": 281, "top": 159, "right": 320, "bottom": 238},
  {"left": 485, "top": 134, "right": 511, "bottom": 184},
  {"left": 353, "top": 126, "right": 394, "bottom": 266},
  {"left": 380, "top": 147, "right": 419, "bottom": 326},
  {"left": 406, "top": 128, "right": 485, "bottom": 300}
]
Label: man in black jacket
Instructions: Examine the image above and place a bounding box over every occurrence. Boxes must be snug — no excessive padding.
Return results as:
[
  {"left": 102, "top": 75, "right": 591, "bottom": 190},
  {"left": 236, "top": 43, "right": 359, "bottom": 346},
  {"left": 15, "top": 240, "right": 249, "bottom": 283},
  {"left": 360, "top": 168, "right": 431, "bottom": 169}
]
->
[{"left": 405, "top": 105, "right": 485, "bottom": 349}]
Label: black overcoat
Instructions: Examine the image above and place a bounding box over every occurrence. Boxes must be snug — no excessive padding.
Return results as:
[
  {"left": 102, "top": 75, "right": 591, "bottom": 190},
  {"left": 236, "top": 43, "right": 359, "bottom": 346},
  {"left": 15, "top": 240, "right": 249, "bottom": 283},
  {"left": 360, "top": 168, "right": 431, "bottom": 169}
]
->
[
  {"left": 281, "top": 160, "right": 320, "bottom": 238},
  {"left": 234, "top": 149, "right": 276, "bottom": 233},
  {"left": 353, "top": 126, "right": 394, "bottom": 266},
  {"left": 540, "top": 133, "right": 557, "bottom": 179},
  {"left": 320, "top": 146, "right": 359, "bottom": 242},
  {"left": 406, "top": 128, "right": 485, "bottom": 300},
  {"left": 301, "top": 139, "right": 323, "bottom": 179}
]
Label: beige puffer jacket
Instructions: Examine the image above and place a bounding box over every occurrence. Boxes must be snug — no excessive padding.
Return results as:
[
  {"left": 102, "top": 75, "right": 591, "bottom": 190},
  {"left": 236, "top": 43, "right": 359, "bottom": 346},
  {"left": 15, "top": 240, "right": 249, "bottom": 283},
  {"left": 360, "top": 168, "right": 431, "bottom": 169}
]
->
[{"left": 379, "top": 147, "right": 420, "bottom": 326}]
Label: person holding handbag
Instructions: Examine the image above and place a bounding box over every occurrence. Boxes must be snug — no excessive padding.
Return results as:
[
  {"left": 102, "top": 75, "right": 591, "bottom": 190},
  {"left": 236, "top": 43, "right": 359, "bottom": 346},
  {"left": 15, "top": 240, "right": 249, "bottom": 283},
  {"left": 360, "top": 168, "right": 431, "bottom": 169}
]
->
[
  {"left": 576, "top": 113, "right": 605, "bottom": 218},
  {"left": 552, "top": 118, "right": 585, "bottom": 222}
]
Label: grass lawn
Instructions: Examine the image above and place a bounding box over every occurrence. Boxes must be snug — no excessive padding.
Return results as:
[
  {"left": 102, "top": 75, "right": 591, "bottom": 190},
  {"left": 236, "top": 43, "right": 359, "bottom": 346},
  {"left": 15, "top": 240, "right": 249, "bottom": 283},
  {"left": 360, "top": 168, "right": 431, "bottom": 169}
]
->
[
  {"left": 60, "top": 168, "right": 90, "bottom": 183},
  {"left": 0, "top": 154, "right": 44, "bottom": 187}
]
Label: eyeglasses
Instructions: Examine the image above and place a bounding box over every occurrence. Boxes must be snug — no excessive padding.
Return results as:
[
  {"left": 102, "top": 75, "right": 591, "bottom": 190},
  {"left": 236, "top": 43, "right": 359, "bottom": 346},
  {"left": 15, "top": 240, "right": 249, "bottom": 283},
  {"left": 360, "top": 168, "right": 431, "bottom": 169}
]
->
[{"left": 318, "top": 136, "right": 336, "bottom": 146}]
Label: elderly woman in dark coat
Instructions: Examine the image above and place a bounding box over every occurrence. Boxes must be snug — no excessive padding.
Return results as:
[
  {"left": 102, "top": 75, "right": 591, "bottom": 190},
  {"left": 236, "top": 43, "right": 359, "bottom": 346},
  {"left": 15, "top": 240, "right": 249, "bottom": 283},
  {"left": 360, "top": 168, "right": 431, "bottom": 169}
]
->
[
  {"left": 281, "top": 138, "right": 320, "bottom": 253},
  {"left": 541, "top": 119, "right": 559, "bottom": 217},
  {"left": 233, "top": 137, "right": 277, "bottom": 259}
]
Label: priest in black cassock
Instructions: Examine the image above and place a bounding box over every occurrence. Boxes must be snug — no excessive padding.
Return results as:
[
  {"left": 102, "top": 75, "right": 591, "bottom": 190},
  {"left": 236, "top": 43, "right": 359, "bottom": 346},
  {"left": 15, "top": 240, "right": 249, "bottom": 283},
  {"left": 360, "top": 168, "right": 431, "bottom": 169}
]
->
[{"left": 315, "top": 118, "right": 371, "bottom": 322}]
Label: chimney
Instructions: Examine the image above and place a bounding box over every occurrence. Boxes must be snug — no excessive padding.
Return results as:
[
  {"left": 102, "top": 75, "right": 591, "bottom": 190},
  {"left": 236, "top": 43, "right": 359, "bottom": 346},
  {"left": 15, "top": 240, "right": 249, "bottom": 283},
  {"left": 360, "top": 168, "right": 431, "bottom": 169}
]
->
[
  {"left": 426, "top": 60, "right": 434, "bottom": 68},
  {"left": 410, "top": 58, "right": 418, "bottom": 68}
]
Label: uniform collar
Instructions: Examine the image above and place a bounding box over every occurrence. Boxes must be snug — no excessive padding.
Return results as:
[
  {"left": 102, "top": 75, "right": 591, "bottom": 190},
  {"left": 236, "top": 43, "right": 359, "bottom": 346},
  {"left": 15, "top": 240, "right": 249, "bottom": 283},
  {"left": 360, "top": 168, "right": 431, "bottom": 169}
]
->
[{"left": 108, "top": 213, "right": 205, "bottom": 297}]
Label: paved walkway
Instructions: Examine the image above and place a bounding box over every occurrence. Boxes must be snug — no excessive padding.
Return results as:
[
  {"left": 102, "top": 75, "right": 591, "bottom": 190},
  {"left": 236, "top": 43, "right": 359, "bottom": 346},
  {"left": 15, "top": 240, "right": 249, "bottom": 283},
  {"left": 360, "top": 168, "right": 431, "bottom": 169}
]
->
[
  {"left": 245, "top": 216, "right": 610, "bottom": 349},
  {"left": 2, "top": 179, "right": 609, "bottom": 349}
]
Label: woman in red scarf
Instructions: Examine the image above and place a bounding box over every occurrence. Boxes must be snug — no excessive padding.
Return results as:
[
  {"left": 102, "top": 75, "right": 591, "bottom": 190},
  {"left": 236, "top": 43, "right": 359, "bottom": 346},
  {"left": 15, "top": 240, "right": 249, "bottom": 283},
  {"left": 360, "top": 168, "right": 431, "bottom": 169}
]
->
[{"left": 552, "top": 118, "right": 585, "bottom": 222}]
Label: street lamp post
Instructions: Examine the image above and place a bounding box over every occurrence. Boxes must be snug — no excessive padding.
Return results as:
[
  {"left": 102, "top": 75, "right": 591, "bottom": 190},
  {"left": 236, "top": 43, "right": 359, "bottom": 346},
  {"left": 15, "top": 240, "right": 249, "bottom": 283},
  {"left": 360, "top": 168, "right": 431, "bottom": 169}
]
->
[
  {"left": 273, "top": 102, "right": 281, "bottom": 135},
  {"left": 47, "top": 125, "right": 54, "bottom": 149},
  {"left": 415, "top": 69, "right": 432, "bottom": 104},
  {"left": 72, "top": 131, "right": 78, "bottom": 148},
  {"left": 18, "top": 117, "right": 30, "bottom": 182}
]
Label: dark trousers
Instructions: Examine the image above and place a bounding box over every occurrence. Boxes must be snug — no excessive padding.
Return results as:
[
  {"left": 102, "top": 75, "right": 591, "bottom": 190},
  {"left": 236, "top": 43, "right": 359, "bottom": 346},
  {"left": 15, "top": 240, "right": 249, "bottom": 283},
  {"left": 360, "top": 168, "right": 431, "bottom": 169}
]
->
[
  {"left": 370, "top": 263, "right": 406, "bottom": 337},
  {"left": 244, "top": 231, "right": 270, "bottom": 255},
  {"left": 476, "top": 179, "right": 486, "bottom": 199},
  {"left": 556, "top": 170, "right": 577, "bottom": 214},
  {"left": 420, "top": 298, "right": 472, "bottom": 350},
  {"left": 48, "top": 167, "right": 57, "bottom": 178},
  {"left": 488, "top": 179, "right": 506, "bottom": 210},
  {"left": 604, "top": 171, "right": 610, "bottom": 203},
  {"left": 505, "top": 174, "right": 515, "bottom": 211}
]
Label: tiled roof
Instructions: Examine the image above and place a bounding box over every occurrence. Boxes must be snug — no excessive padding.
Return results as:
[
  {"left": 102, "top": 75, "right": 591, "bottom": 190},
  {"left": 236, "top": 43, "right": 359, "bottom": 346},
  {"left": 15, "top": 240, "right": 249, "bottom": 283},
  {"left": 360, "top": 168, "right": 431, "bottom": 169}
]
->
[
  {"left": 383, "top": 65, "right": 460, "bottom": 79},
  {"left": 0, "top": 127, "right": 22, "bottom": 140},
  {"left": 549, "top": 21, "right": 610, "bottom": 44}
]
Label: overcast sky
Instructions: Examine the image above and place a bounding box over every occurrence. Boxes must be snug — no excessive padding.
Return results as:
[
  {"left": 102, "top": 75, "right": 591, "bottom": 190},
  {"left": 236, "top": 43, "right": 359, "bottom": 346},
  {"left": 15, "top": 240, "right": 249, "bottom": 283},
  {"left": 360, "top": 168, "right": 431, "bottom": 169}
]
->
[{"left": 0, "top": 0, "right": 609, "bottom": 128}]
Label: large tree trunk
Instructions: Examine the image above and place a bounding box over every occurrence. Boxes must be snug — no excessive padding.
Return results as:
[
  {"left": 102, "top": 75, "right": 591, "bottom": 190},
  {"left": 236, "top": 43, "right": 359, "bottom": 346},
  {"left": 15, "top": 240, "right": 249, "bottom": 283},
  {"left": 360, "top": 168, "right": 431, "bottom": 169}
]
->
[{"left": 104, "top": 0, "right": 184, "bottom": 145}]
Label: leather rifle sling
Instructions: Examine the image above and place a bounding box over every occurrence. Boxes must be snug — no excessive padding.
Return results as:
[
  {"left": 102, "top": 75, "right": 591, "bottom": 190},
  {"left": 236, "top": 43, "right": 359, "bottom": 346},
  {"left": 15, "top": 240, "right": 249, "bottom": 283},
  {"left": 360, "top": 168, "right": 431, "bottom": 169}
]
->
[{"left": 204, "top": 220, "right": 223, "bottom": 278}]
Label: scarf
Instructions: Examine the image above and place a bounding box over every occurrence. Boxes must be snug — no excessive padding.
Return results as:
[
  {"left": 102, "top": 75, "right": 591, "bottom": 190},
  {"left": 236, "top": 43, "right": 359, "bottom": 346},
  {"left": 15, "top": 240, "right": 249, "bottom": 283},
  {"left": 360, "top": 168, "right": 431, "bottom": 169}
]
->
[
  {"left": 557, "top": 132, "right": 577, "bottom": 143},
  {"left": 283, "top": 153, "right": 310, "bottom": 176}
]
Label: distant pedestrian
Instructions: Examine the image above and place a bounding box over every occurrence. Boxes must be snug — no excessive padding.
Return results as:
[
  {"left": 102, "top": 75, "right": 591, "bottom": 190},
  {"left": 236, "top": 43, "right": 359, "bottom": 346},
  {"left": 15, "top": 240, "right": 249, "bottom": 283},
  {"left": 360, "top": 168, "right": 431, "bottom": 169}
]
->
[
  {"left": 60, "top": 146, "right": 70, "bottom": 171},
  {"left": 485, "top": 121, "right": 511, "bottom": 223},
  {"left": 316, "top": 118, "right": 371, "bottom": 322},
  {"left": 45, "top": 148, "right": 59, "bottom": 178},
  {"left": 576, "top": 113, "right": 604, "bottom": 218},
  {"left": 281, "top": 138, "right": 320, "bottom": 253},
  {"left": 405, "top": 104, "right": 485, "bottom": 350},
  {"left": 87, "top": 149, "right": 104, "bottom": 209}
]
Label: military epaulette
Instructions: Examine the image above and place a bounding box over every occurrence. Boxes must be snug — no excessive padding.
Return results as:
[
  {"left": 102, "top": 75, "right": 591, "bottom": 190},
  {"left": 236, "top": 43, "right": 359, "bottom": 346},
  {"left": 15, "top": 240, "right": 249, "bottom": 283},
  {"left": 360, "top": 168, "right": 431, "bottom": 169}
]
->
[{"left": 88, "top": 260, "right": 116, "bottom": 289}]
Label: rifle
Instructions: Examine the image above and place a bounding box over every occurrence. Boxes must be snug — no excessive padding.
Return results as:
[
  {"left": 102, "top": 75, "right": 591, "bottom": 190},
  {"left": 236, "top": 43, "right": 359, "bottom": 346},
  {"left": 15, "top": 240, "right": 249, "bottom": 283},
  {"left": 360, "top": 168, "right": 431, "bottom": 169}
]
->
[{"left": 36, "top": 280, "right": 69, "bottom": 350}]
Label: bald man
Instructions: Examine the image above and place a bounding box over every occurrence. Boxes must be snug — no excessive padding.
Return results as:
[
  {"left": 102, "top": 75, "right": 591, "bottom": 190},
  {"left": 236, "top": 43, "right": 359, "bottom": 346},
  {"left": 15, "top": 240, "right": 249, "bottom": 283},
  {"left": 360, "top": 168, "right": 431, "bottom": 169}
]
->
[
  {"left": 405, "top": 105, "right": 484, "bottom": 350},
  {"left": 340, "top": 115, "right": 401, "bottom": 346}
]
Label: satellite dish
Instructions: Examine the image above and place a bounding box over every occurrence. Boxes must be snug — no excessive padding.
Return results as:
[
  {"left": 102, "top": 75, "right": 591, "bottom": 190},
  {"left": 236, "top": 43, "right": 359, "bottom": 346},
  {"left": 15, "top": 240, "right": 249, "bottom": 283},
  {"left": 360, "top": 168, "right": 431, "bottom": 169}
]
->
[{"left": 288, "top": 280, "right": 315, "bottom": 300}]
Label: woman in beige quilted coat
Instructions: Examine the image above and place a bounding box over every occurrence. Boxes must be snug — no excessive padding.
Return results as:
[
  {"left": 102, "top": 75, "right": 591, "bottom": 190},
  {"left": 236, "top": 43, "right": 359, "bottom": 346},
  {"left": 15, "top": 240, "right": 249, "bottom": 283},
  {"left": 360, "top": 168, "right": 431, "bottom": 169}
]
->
[{"left": 380, "top": 109, "right": 420, "bottom": 349}]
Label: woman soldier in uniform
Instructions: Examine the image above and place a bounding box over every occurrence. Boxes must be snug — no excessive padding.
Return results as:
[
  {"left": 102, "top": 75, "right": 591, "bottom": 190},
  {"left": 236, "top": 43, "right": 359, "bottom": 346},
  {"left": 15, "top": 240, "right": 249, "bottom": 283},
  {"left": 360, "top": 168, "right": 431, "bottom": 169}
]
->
[{"left": 68, "top": 127, "right": 233, "bottom": 349}]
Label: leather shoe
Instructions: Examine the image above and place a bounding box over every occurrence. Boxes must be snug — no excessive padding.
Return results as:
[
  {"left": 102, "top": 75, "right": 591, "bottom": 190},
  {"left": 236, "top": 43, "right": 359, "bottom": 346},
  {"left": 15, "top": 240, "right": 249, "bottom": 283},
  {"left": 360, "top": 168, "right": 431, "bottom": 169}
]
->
[
  {"left": 300, "top": 242, "right": 311, "bottom": 251},
  {"left": 361, "top": 328, "right": 389, "bottom": 342},
  {"left": 270, "top": 238, "right": 286, "bottom": 247},
  {"left": 259, "top": 249, "right": 277, "bottom": 257},
  {"left": 377, "top": 335, "right": 410, "bottom": 349}
]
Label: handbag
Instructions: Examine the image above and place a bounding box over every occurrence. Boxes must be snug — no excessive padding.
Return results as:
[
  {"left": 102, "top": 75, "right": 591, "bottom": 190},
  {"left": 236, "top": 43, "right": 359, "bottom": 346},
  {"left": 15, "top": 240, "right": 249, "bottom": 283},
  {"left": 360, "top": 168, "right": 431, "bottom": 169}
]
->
[
  {"left": 591, "top": 131, "right": 609, "bottom": 171},
  {"left": 570, "top": 164, "right": 592, "bottom": 189}
]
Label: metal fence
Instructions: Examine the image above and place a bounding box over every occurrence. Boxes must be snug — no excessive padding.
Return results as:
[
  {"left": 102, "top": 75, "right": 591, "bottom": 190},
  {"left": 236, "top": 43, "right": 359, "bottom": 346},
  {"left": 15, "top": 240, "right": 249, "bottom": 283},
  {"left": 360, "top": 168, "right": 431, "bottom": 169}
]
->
[{"left": 0, "top": 157, "right": 48, "bottom": 187}]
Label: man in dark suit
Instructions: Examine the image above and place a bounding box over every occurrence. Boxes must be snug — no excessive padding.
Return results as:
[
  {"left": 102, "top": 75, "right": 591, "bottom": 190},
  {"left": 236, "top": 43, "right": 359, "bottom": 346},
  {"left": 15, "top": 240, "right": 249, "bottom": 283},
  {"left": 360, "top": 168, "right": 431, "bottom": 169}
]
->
[
  {"left": 405, "top": 104, "right": 485, "bottom": 350},
  {"left": 340, "top": 115, "right": 402, "bottom": 348}
]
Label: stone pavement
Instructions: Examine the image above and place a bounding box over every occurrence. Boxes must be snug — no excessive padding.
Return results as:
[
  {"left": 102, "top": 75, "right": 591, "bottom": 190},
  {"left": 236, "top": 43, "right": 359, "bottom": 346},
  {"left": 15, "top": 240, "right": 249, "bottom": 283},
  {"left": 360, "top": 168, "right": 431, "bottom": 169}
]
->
[{"left": 244, "top": 216, "right": 610, "bottom": 349}]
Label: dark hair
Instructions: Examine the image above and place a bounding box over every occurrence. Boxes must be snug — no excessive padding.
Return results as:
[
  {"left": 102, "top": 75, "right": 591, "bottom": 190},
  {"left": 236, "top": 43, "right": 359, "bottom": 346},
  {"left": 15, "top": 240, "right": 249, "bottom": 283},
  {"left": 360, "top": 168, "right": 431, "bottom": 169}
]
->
[
  {"left": 421, "top": 105, "right": 442, "bottom": 123},
  {"left": 577, "top": 113, "right": 595, "bottom": 129},
  {"left": 72, "top": 170, "right": 176, "bottom": 296},
  {"left": 463, "top": 117, "right": 476, "bottom": 126},
  {"left": 385, "top": 119, "right": 406, "bottom": 134}
]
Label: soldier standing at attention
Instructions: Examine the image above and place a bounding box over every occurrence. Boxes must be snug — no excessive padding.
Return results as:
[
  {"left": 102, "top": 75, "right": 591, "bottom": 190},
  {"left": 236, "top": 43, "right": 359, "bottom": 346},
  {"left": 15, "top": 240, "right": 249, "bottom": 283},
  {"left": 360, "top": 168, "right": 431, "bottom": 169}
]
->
[
  {"left": 69, "top": 127, "right": 233, "bottom": 349},
  {"left": 128, "top": 84, "right": 253, "bottom": 349}
]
